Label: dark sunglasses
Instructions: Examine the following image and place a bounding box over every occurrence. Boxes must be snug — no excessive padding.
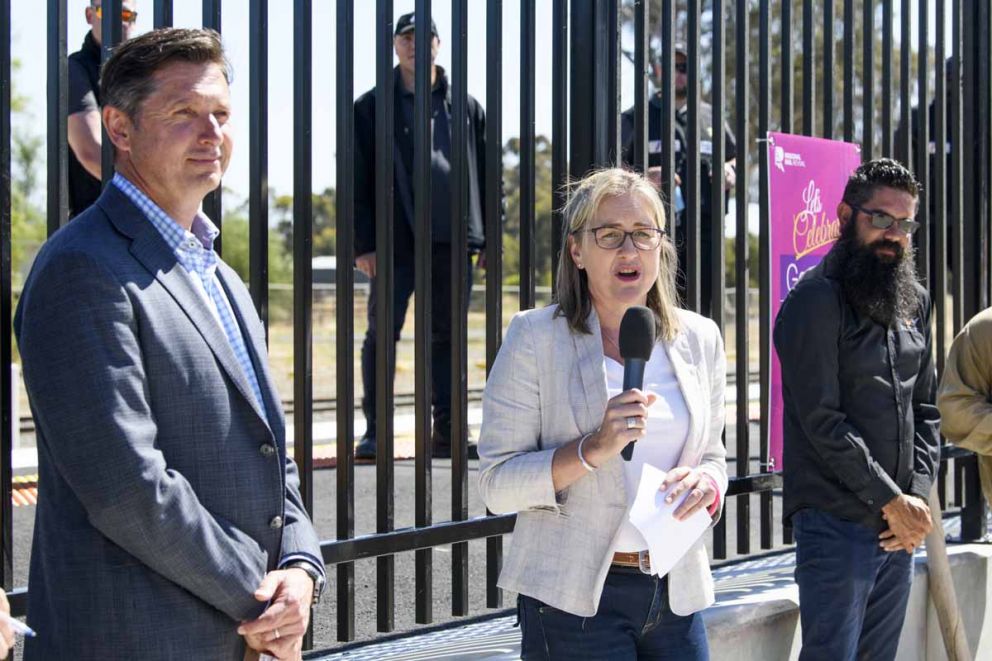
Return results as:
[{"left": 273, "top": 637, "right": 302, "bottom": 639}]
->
[
  {"left": 674, "top": 62, "right": 688, "bottom": 74},
  {"left": 848, "top": 203, "right": 920, "bottom": 234},
  {"left": 94, "top": 6, "right": 139, "bottom": 23},
  {"left": 573, "top": 226, "right": 666, "bottom": 251}
]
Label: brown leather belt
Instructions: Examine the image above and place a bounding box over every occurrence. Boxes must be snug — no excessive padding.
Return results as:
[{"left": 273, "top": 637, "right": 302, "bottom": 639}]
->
[{"left": 612, "top": 550, "right": 651, "bottom": 572}]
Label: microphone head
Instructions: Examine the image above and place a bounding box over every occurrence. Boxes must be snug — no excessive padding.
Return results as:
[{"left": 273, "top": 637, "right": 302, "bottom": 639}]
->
[{"left": 618, "top": 306, "right": 657, "bottom": 361}]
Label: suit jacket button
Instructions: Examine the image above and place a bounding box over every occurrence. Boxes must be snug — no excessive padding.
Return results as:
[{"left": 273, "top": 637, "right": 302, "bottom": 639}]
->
[
  {"left": 259, "top": 444, "right": 276, "bottom": 457},
  {"left": 269, "top": 516, "right": 283, "bottom": 530}
]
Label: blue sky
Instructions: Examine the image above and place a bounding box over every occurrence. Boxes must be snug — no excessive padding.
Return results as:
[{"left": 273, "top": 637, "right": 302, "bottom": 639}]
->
[
  {"left": 13, "top": 1, "right": 950, "bottom": 210},
  {"left": 13, "top": 0, "right": 560, "bottom": 204}
]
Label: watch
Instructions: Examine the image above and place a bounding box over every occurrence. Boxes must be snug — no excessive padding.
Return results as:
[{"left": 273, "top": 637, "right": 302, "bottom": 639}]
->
[{"left": 286, "top": 561, "right": 326, "bottom": 605}]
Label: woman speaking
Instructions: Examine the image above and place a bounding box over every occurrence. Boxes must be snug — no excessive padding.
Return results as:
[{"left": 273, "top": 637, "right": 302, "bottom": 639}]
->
[{"left": 478, "top": 168, "right": 728, "bottom": 660}]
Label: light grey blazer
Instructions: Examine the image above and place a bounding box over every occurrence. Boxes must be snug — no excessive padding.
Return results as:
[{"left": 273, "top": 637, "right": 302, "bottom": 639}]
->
[
  {"left": 478, "top": 304, "right": 728, "bottom": 618},
  {"left": 14, "top": 185, "right": 323, "bottom": 660}
]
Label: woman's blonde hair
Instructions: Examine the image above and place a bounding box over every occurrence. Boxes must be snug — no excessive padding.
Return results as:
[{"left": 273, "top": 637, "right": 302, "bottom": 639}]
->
[{"left": 554, "top": 168, "right": 681, "bottom": 341}]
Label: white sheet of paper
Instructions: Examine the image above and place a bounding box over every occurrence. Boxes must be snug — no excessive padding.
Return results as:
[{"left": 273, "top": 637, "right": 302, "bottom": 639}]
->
[{"left": 628, "top": 463, "right": 712, "bottom": 578}]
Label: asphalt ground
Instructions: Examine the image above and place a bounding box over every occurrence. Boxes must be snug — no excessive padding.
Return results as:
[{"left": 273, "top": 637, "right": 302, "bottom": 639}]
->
[{"left": 7, "top": 422, "right": 793, "bottom": 658}]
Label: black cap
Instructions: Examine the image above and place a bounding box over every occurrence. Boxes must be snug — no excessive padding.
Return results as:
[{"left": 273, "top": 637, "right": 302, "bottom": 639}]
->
[{"left": 395, "top": 12, "right": 439, "bottom": 38}]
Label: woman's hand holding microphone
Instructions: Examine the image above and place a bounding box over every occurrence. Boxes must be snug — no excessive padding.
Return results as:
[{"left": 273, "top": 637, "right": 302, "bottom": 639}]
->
[
  {"left": 580, "top": 389, "right": 657, "bottom": 467},
  {"left": 583, "top": 390, "right": 719, "bottom": 522}
]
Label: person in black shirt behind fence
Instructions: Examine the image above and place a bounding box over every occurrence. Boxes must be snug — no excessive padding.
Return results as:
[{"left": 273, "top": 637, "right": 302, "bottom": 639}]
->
[
  {"left": 352, "top": 12, "right": 490, "bottom": 461},
  {"left": 621, "top": 43, "right": 736, "bottom": 317},
  {"left": 67, "top": 0, "right": 139, "bottom": 218}
]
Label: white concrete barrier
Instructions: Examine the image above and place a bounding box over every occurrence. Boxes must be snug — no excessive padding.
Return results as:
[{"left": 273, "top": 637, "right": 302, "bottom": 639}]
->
[{"left": 704, "top": 544, "right": 992, "bottom": 661}]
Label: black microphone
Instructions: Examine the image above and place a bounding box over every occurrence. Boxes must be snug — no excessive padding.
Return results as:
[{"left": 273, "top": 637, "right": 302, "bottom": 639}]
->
[{"left": 618, "top": 306, "right": 656, "bottom": 461}]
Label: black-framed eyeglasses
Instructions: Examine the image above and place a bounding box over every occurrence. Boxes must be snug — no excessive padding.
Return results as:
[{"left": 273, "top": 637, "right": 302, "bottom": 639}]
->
[
  {"left": 848, "top": 203, "right": 920, "bottom": 235},
  {"left": 573, "top": 226, "right": 666, "bottom": 251}
]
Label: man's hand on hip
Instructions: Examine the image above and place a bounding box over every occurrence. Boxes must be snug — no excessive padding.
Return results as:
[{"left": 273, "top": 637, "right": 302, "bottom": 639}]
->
[
  {"left": 355, "top": 252, "right": 376, "bottom": 279},
  {"left": 238, "top": 568, "right": 314, "bottom": 660},
  {"left": 879, "top": 494, "right": 932, "bottom": 552}
]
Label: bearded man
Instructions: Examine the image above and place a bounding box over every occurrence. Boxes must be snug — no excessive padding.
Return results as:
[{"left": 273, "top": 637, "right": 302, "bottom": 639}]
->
[{"left": 774, "top": 158, "right": 940, "bottom": 661}]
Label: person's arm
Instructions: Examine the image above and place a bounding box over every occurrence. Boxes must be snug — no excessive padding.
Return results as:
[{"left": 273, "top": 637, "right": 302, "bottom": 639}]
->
[
  {"left": 67, "top": 110, "right": 102, "bottom": 179},
  {"left": 938, "top": 313, "right": 992, "bottom": 455},
  {"left": 67, "top": 58, "right": 102, "bottom": 179},
  {"left": 477, "top": 313, "right": 564, "bottom": 514},
  {"left": 773, "top": 278, "right": 901, "bottom": 510},
  {"left": 909, "top": 292, "right": 941, "bottom": 499},
  {"left": 16, "top": 252, "right": 269, "bottom": 622}
]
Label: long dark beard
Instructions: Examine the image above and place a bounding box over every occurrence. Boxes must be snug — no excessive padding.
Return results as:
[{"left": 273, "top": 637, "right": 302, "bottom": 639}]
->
[{"left": 834, "top": 221, "right": 920, "bottom": 326}]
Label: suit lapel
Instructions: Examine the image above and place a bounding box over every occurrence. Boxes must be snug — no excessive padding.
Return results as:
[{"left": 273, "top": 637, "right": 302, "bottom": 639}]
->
[
  {"left": 665, "top": 331, "right": 704, "bottom": 466},
  {"left": 101, "top": 187, "right": 271, "bottom": 429},
  {"left": 215, "top": 263, "right": 284, "bottom": 441},
  {"left": 573, "top": 310, "right": 609, "bottom": 431}
]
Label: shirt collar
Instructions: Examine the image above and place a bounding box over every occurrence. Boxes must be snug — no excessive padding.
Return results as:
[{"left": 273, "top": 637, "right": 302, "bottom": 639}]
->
[{"left": 111, "top": 172, "right": 220, "bottom": 258}]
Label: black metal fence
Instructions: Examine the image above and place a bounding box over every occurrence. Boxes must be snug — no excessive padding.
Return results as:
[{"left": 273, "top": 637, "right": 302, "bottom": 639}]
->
[{"left": 2, "top": 0, "right": 991, "bottom": 653}]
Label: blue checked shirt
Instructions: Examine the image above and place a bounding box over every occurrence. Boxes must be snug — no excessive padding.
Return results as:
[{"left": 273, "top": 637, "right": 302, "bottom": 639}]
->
[
  {"left": 114, "top": 174, "right": 326, "bottom": 584},
  {"left": 113, "top": 174, "right": 268, "bottom": 420}
]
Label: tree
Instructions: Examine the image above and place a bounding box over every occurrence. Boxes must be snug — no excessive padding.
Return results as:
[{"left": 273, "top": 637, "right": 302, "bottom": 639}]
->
[
  {"left": 273, "top": 188, "right": 337, "bottom": 259},
  {"left": 501, "top": 134, "right": 556, "bottom": 287}
]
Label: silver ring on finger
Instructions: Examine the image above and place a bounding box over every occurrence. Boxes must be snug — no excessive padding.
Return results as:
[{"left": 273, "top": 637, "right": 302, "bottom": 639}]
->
[
  {"left": 274, "top": 628, "right": 280, "bottom": 640},
  {"left": 625, "top": 416, "right": 639, "bottom": 430}
]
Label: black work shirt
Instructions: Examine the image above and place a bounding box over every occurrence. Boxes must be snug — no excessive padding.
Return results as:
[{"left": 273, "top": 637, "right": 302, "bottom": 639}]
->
[
  {"left": 396, "top": 71, "right": 453, "bottom": 244},
  {"left": 773, "top": 251, "right": 941, "bottom": 531},
  {"left": 67, "top": 31, "right": 102, "bottom": 219}
]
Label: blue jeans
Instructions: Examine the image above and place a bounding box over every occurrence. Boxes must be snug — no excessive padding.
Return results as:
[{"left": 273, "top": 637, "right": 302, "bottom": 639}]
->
[
  {"left": 518, "top": 568, "right": 709, "bottom": 660},
  {"left": 793, "top": 508, "right": 914, "bottom": 661}
]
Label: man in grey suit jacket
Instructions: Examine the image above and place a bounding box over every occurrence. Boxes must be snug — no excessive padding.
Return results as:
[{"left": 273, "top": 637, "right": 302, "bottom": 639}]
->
[{"left": 15, "top": 29, "right": 324, "bottom": 659}]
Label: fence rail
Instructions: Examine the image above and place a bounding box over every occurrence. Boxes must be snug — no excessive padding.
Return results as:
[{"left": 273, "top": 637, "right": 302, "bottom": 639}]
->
[{"left": 3, "top": 0, "right": 991, "bottom": 653}]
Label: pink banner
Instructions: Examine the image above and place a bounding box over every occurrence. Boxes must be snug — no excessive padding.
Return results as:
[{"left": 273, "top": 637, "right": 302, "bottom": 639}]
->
[{"left": 768, "top": 132, "right": 861, "bottom": 470}]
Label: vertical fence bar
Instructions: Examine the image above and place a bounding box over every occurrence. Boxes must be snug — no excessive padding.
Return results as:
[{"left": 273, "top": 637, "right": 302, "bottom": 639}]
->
[
  {"left": 659, "top": 0, "right": 675, "bottom": 233},
  {"left": 0, "top": 0, "right": 12, "bottom": 597},
  {"left": 551, "top": 0, "right": 567, "bottom": 289},
  {"left": 450, "top": 0, "right": 470, "bottom": 619},
  {"left": 485, "top": 0, "right": 505, "bottom": 610},
  {"left": 100, "top": 0, "right": 122, "bottom": 189},
  {"left": 734, "top": 0, "right": 751, "bottom": 557},
  {"left": 709, "top": 0, "right": 728, "bottom": 560},
  {"left": 823, "top": 0, "right": 834, "bottom": 140},
  {"left": 520, "top": 0, "right": 535, "bottom": 311},
  {"left": 882, "top": 0, "right": 892, "bottom": 156},
  {"left": 898, "top": 0, "right": 911, "bottom": 168},
  {"left": 863, "top": 0, "right": 875, "bottom": 159},
  {"left": 685, "top": 0, "right": 701, "bottom": 313},
  {"left": 758, "top": 0, "right": 773, "bottom": 550},
  {"left": 914, "top": 0, "right": 929, "bottom": 286},
  {"left": 413, "top": 0, "right": 434, "bottom": 627},
  {"left": 249, "top": 0, "right": 269, "bottom": 328},
  {"left": 934, "top": 0, "right": 948, "bottom": 507},
  {"left": 781, "top": 0, "right": 793, "bottom": 134},
  {"left": 844, "top": 0, "right": 855, "bottom": 141},
  {"left": 292, "top": 0, "right": 313, "bottom": 647},
  {"left": 334, "top": 0, "right": 356, "bottom": 641},
  {"left": 802, "top": 0, "right": 814, "bottom": 136},
  {"left": 292, "top": 0, "right": 313, "bottom": 535},
  {"left": 606, "top": 1, "right": 620, "bottom": 164},
  {"left": 154, "top": 0, "right": 173, "bottom": 28},
  {"left": 632, "top": 0, "right": 648, "bottom": 173},
  {"left": 48, "top": 0, "right": 69, "bottom": 233},
  {"left": 374, "top": 0, "right": 396, "bottom": 633},
  {"left": 202, "top": 0, "right": 222, "bottom": 251},
  {"left": 950, "top": 0, "right": 963, "bottom": 333},
  {"left": 779, "top": 0, "right": 796, "bottom": 545}
]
